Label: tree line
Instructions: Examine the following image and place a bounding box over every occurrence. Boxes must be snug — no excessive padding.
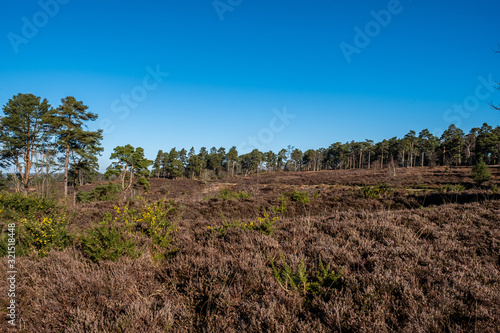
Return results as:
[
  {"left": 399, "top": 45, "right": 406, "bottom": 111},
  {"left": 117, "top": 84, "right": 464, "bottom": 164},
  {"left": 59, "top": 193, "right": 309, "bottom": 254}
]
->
[
  {"left": 0, "top": 92, "right": 498, "bottom": 196},
  {"left": 150, "top": 123, "right": 500, "bottom": 180}
]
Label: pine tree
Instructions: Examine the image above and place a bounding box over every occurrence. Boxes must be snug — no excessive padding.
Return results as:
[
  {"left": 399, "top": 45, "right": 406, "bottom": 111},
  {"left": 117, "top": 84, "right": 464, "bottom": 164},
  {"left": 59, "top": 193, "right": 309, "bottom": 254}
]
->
[
  {"left": 48, "top": 96, "right": 102, "bottom": 198},
  {"left": 0, "top": 93, "right": 53, "bottom": 194},
  {"left": 106, "top": 145, "right": 153, "bottom": 192},
  {"left": 166, "top": 148, "right": 184, "bottom": 179},
  {"left": 226, "top": 146, "right": 238, "bottom": 176},
  {"left": 152, "top": 150, "right": 165, "bottom": 177},
  {"left": 473, "top": 159, "right": 491, "bottom": 185}
]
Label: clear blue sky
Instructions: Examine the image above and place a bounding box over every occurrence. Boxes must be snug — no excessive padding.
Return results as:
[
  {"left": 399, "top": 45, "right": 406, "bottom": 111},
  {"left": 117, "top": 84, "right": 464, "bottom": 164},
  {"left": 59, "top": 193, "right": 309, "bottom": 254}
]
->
[{"left": 1, "top": 0, "right": 499, "bottom": 171}]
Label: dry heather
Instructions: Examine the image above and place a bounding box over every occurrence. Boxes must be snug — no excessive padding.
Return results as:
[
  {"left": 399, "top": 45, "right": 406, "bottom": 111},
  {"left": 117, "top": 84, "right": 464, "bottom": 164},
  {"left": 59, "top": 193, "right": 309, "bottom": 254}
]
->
[{"left": 1, "top": 166, "right": 499, "bottom": 332}]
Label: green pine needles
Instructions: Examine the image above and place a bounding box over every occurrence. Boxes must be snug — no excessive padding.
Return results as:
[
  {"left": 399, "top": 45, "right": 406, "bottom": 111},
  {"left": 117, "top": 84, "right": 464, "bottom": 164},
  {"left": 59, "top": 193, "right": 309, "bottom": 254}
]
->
[{"left": 473, "top": 159, "right": 492, "bottom": 185}]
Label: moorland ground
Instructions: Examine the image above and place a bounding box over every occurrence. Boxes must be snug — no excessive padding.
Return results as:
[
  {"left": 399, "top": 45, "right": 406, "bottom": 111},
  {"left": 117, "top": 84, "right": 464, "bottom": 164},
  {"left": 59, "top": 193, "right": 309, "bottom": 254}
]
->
[{"left": 1, "top": 166, "right": 499, "bottom": 332}]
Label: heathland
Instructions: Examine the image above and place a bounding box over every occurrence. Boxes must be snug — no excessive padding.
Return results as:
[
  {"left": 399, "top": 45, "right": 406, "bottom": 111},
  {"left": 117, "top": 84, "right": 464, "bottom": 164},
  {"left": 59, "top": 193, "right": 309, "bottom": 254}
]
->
[{"left": 1, "top": 166, "right": 499, "bottom": 332}]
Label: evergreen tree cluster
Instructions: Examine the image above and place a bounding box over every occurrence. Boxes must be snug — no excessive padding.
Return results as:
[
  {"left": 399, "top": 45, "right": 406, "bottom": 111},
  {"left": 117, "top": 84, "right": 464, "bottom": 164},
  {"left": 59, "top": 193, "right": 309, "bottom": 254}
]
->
[
  {"left": 152, "top": 123, "right": 500, "bottom": 179},
  {"left": 0, "top": 93, "right": 103, "bottom": 196}
]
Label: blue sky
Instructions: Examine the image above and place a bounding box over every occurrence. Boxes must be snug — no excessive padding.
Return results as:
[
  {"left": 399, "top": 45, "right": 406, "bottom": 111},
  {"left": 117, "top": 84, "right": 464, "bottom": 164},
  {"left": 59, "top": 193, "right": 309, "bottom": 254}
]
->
[{"left": 1, "top": 0, "right": 499, "bottom": 171}]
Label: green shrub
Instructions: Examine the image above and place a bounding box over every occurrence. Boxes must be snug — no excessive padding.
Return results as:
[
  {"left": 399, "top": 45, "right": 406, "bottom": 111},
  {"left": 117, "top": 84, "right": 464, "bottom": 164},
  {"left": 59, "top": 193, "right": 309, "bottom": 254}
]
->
[
  {"left": 271, "top": 255, "right": 309, "bottom": 294},
  {"left": 0, "top": 193, "right": 71, "bottom": 257},
  {"left": 112, "top": 198, "right": 181, "bottom": 246},
  {"left": 0, "top": 192, "right": 57, "bottom": 216},
  {"left": 218, "top": 188, "right": 233, "bottom": 200},
  {"left": 76, "top": 183, "right": 122, "bottom": 203},
  {"left": 0, "top": 224, "right": 29, "bottom": 257},
  {"left": 19, "top": 214, "right": 73, "bottom": 256},
  {"left": 134, "top": 199, "right": 180, "bottom": 248},
  {"left": 270, "top": 194, "right": 287, "bottom": 214},
  {"left": 205, "top": 188, "right": 253, "bottom": 201},
  {"left": 0, "top": 212, "right": 73, "bottom": 257},
  {"left": 220, "top": 188, "right": 252, "bottom": 200},
  {"left": 360, "top": 184, "right": 394, "bottom": 199},
  {"left": 207, "top": 219, "right": 242, "bottom": 236},
  {"left": 288, "top": 190, "right": 310, "bottom": 204},
  {"left": 208, "top": 210, "right": 279, "bottom": 236},
  {"left": 307, "top": 259, "right": 344, "bottom": 295},
  {"left": 270, "top": 254, "right": 344, "bottom": 296},
  {"left": 473, "top": 159, "right": 492, "bottom": 185},
  {"left": 253, "top": 209, "right": 279, "bottom": 235},
  {"left": 360, "top": 186, "right": 379, "bottom": 199},
  {"left": 0, "top": 172, "right": 8, "bottom": 190},
  {"left": 491, "top": 184, "right": 499, "bottom": 194},
  {"left": 439, "top": 184, "right": 466, "bottom": 192},
  {"left": 80, "top": 214, "right": 139, "bottom": 263}
]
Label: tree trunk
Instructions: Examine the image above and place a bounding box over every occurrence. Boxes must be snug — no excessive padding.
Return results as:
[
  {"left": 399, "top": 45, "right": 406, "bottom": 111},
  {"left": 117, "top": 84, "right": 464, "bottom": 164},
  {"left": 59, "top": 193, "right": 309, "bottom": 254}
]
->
[
  {"left": 121, "top": 165, "right": 128, "bottom": 190},
  {"left": 128, "top": 165, "right": 134, "bottom": 190},
  {"left": 64, "top": 146, "right": 70, "bottom": 197}
]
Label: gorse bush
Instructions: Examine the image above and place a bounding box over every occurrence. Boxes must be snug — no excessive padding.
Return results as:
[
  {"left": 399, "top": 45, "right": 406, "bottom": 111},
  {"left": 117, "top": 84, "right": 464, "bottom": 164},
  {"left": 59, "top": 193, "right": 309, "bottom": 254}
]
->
[
  {"left": 19, "top": 215, "right": 73, "bottom": 257},
  {"left": 112, "top": 197, "right": 182, "bottom": 251},
  {"left": 131, "top": 199, "right": 180, "bottom": 247},
  {"left": 80, "top": 197, "right": 183, "bottom": 263},
  {"left": 81, "top": 214, "right": 139, "bottom": 263},
  {"left": 0, "top": 192, "right": 57, "bottom": 216},
  {"left": 76, "top": 183, "right": 122, "bottom": 203},
  {"left": 0, "top": 193, "right": 72, "bottom": 257},
  {"left": 253, "top": 209, "right": 279, "bottom": 235}
]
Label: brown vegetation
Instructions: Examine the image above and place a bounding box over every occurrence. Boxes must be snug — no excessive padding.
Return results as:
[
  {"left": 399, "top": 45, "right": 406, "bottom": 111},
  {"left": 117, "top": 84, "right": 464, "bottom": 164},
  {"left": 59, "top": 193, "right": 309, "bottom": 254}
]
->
[{"left": 1, "top": 166, "right": 499, "bottom": 332}]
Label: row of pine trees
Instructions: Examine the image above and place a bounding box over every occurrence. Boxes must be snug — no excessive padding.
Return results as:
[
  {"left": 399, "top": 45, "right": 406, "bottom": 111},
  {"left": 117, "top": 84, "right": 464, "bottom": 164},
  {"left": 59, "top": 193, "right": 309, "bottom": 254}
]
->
[
  {"left": 1, "top": 93, "right": 498, "bottom": 194},
  {"left": 152, "top": 123, "right": 500, "bottom": 179}
]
